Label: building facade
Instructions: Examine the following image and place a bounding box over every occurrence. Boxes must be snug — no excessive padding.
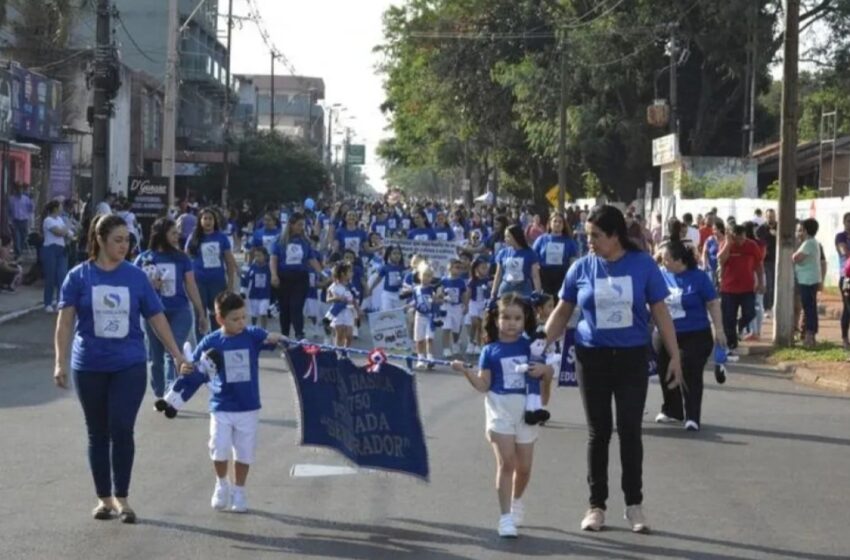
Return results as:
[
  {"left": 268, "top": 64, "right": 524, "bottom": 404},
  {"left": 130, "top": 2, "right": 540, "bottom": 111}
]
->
[{"left": 239, "top": 74, "right": 325, "bottom": 150}]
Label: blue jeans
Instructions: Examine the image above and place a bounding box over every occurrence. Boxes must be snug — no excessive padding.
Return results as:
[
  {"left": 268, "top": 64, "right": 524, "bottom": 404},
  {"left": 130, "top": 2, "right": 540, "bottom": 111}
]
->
[
  {"left": 196, "top": 276, "right": 227, "bottom": 339},
  {"left": 41, "top": 244, "right": 68, "bottom": 307},
  {"left": 145, "top": 306, "right": 193, "bottom": 397},
  {"left": 73, "top": 364, "right": 147, "bottom": 498},
  {"left": 13, "top": 219, "right": 28, "bottom": 256},
  {"left": 799, "top": 284, "right": 819, "bottom": 335}
]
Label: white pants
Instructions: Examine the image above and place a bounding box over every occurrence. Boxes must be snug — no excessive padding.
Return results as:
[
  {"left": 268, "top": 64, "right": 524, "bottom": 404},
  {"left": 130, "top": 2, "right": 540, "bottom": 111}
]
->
[
  {"left": 484, "top": 393, "right": 538, "bottom": 444},
  {"left": 209, "top": 410, "right": 260, "bottom": 464},
  {"left": 413, "top": 312, "right": 435, "bottom": 342},
  {"left": 381, "top": 291, "right": 402, "bottom": 312},
  {"left": 442, "top": 304, "right": 464, "bottom": 333},
  {"left": 248, "top": 298, "right": 270, "bottom": 318}
]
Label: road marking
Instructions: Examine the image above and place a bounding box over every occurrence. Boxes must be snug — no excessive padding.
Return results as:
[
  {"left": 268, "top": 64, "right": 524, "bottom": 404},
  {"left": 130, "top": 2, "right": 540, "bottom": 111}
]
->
[{"left": 290, "top": 464, "right": 359, "bottom": 477}]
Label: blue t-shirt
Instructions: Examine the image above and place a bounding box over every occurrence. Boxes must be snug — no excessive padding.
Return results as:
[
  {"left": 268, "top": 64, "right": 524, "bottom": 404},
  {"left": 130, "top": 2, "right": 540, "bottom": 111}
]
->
[
  {"left": 560, "top": 251, "right": 669, "bottom": 348},
  {"left": 60, "top": 261, "right": 164, "bottom": 372},
  {"left": 496, "top": 247, "right": 539, "bottom": 293},
  {"left": 248, "top": 227, "right": 281, "bottom": 256},
  {"left": 246, "top": 263, "right": 272, "bottom": 300},
  {"left": 371, "top": 221, "right": 390, "bottom": 239},
  {"left": 379, "top": 264, "right": 405, "bottom": 293},
  {"left": 134, "top": 250, "right": 192, "bottom": 311},
  {"left": 661, "top": 267, "right": 718, "bottom": 333},
  {"left": 469, "top": 277, "right": 492, "bottom": 302},
  {"left": 836, "top": 231, "right": 849, "bottom": 272},
  {"left": 407, "top": 228, "right": 436, "bottom": 241},
  {"left": 195, "top": 326, "right": 271, "bottom": 412},
  {"left": 441, "top": 277, "right": 467, "bottom": 305},
  {"left": 533, "top": 234, "right": 579, "bottom": 269},
  {"left": 272, "top": 236, "right": 316, "bottom": 273},
  {"left": 434, "top": 226, "right": 455, "bottom": 242},
  {"left": 478, "top": 338, "right": 532, "bottom": 395},
  {"left": 188, "top": 231, "right": 231, "bottom": 283},
  {"left": 705, "top": 236, "right": 719, "bottom": 272},
  {"left": 413, "top": 285, "right": 436, "bottom": 315},
  {"left": 335, "top": 227, "right": 367, "bottom": 255}
]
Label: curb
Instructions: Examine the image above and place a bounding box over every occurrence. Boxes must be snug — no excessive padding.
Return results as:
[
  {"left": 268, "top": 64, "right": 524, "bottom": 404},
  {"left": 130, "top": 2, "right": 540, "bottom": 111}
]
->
[
  {"left": 792, "top": 365, "right": 850, "bottom": 393},
  {"left": 0, "top": 304, "right": 42, "bottom": 325}
]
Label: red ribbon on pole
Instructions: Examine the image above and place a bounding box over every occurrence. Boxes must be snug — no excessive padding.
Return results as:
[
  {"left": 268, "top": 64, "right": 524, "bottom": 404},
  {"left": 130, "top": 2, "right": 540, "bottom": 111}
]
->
[{"left": 303, "top": 344, "right": 320, "bottom": 382}]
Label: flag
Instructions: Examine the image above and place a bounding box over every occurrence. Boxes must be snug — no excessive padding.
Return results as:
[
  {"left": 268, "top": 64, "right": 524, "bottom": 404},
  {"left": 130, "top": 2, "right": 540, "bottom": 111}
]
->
[{"left": 285, "top": 346, "right": 430, "bottom": 480}]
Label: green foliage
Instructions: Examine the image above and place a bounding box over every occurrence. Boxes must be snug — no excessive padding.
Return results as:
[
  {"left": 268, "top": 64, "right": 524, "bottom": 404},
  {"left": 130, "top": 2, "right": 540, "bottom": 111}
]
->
[
  {"left": 679, "top": 173, "right": 744, "bottom": 199},
  {"left": 761, "top": 180, "right": 819, "bottom": 200},
  {"left": 206, "top": 132, "right": 329, "bottom": 206},
  {"left": 769, "top": 342, "right": 847, "bottom": 363},
  {"left": 581, "top": 170, "right": 603, "bottom": 198}
]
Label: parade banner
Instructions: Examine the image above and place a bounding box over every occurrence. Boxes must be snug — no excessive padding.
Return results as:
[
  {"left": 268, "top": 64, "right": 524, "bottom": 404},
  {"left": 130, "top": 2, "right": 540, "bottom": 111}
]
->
[
  {"left": 558, "top": 328, "right": 577, "bottom": 387},
  {"left": 368, "top": 308, "right": 410, "bottom": 352},
  {"left": 394, "top": 238, "right": 459, "bottom": 276},
  {"left": 286, "top": 346, "right": 430, "bottom": 479}
]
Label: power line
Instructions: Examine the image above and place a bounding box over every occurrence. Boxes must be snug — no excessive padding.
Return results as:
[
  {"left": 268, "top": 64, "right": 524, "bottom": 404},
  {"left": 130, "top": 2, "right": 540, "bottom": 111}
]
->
[
  {"left": 115, "top": 12, "right": 160, "bottom": 64},
  {"left": 243, "top": 0, "right": 297, "bottom": 75}
]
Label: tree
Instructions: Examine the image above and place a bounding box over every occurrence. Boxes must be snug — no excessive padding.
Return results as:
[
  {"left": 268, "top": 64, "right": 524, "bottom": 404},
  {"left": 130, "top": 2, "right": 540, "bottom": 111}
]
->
[{"left": 205, "top": 132, "right": 329, "bottom": 206}]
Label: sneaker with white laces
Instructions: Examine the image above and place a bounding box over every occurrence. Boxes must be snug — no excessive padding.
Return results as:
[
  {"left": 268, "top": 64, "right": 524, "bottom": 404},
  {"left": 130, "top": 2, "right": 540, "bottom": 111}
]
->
[
  {"left": 230, "top": 486, "right": 248, "bottom": 513},
  {"left": 654, "top": 412, "right": 682, "bottom": 424},
  {"left": 624, "top": 504, "right": 650, "bottom": 533},
  {"left": 498, "top": 513, "right": 518, "bottom": 538},
  {"left": 684, "top": 420, "right": 700, "bottom": 432},
  {"left": 511, "top": 498, "right": 525, "bottom": 527},
  {"left": 211, "top": 479, "right": 230, "bottom": 510},
  {"left": 580, "top": 507, "right": 605, "bottom": 531}
]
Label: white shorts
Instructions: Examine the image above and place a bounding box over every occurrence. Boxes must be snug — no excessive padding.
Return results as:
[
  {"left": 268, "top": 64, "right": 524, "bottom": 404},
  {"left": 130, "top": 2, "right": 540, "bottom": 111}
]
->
[
  {"left": 381, "top": 291, "right": 402, "bottom": 312},
  {"left": 329, "top": 307, "right": 355, "bottom": 328},
  {"left": 413, "top": 312, "right": 435, "bottom": 342},
  {"left": 484, "top": 393, "right": 538, "bottom": 444},
  {"left": 209, "top": 410, "right": 260, "bottom": 464},
  {"left": 468, "top": 300, "right": 486, "bottom": 321},
  {"left": 442, "top": 304, "right": 464, "bottom": 333},
  {"left": 304, "top": 298, "right": 320, "bottom": 320},
  {"left": 249, "top": 298, "right": 270, "bottom": 318}
]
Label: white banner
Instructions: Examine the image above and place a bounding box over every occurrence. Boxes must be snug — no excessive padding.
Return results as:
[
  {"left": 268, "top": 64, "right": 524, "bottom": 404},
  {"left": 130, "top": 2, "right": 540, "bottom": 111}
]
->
[
  {"left": 393, "top": 238, "right": 460, "bottom": 276},
  {"left": 368, "top": 308, "right": 411, "bottom": 352}
]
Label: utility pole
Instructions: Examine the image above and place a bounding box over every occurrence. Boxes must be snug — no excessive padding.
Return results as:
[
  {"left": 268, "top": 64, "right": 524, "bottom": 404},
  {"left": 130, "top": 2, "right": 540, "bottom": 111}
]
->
[
  {"left": 270, "top": 52, "right": 276, "bottom": 132},
  {"left": 92, "top": 0, "right": 112, "bottom": 205},
  {"left": 557, "top": 47, "right": 567, "bottom": 213},
  {"left": 162, "top": 0, "right": 179, "bottom": 208},
  {"left": 774, "top": 0, "right": 800, "bottom": 347},
  {"left": 221, "top": 0, "right": 233, "bottom": 207},
  {"left": 668, "top": 29, "right": 678, "bottom": 137}
]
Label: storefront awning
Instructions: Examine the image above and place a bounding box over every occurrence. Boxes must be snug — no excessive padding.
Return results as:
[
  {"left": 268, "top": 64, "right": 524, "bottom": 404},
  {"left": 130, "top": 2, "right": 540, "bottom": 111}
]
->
[{"left": 8, "top": 141, "right": 41, "bottom": 154}]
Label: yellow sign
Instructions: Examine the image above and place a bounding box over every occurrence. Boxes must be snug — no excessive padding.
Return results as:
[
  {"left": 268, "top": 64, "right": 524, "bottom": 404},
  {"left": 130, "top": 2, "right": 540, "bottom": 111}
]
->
[{"left": 546, "top": 185, "right": 563, "bottom": 208}]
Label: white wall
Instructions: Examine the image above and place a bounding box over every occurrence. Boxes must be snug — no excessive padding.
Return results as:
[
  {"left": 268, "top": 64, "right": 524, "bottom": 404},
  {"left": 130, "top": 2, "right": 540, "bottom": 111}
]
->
[{"left": 108, "top": 66, "right": 132, "bottom": 196}]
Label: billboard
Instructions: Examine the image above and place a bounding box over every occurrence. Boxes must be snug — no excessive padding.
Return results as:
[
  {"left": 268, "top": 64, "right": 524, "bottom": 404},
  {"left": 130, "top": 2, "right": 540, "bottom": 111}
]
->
[
  {"left": 10, "top": 63, "right": 63, "bottom": 142},
  {"left": 49, "top": 143, "right": 73, "bottom": 199}
]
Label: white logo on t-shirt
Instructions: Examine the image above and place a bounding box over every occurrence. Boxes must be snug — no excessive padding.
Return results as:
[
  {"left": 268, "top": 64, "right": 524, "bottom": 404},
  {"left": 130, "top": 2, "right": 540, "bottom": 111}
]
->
[
  {"left": 224, "top": 349, "right": 251, "bottom": 383},
  {"left": 500, "top": 356, "right": 528, "bottom": 390},
  {"left": 504, "top": 257, "right": 525, "bottom": 283},
  {"left": 545, "top": 242, "right": 565, "bottom": 266},
  {"left": 344, "top": 237, "right": 360, "bottom": 253},
  {"left": 286, "top": 243, "right": 304, "bottom": 265},
  {"left": 253, "top": 273, "right": 267, "bottom": 289},
  {"left": 156, "top": 263, "right": 177, "bottom": 297},
  {"left": 594, "top": 276, "right": 634, "bottom": 329},
  {"left": 201, "top": 242, "right": 222, "bottom": 268},
  {"left": 92, "top": 285, "right": 130, "bottom": 338},
  {"left": 666, "top": 287, "right": 685, "bottom": 319}
]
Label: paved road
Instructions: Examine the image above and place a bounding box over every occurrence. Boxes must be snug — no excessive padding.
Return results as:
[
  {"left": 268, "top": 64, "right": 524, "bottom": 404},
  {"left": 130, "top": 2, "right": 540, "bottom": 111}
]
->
[{"left": 1, "top": 311, "right": 848, "bottom": 560}]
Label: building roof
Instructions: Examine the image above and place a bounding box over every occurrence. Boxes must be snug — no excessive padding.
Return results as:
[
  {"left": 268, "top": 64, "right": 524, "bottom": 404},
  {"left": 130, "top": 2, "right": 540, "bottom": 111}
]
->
[
  {"left": 753, "top": 136, "right": 850, "bottom": 174},
  {"left": 236, "top": 74, "right": 325, "bottom": 98}
]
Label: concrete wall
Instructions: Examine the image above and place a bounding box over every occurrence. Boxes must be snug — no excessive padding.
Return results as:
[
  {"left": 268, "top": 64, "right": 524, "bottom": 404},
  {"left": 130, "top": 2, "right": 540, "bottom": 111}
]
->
[
  {"left": 108, "top": 66, "right": 132, "bottom": 195},
  {"left": 681, "top": 156, "right": 759, "bottom": 197}
]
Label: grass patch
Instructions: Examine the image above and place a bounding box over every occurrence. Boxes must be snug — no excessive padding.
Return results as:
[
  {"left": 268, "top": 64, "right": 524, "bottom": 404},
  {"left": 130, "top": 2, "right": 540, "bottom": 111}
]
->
[{"left": 769, "top": 342, "right": 847, "bottom": 363}]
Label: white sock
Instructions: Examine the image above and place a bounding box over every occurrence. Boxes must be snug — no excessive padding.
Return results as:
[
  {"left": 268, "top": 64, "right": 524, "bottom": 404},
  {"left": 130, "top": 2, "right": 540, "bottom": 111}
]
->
[{"left": 218, "top": 476, "right": 228, "bottom": 485}]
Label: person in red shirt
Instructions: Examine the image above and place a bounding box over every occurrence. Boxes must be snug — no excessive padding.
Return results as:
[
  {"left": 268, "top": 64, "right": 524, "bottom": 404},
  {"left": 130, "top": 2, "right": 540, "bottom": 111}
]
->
[{"left": 718, "top": 224, "right": 765, "bottom": 351}]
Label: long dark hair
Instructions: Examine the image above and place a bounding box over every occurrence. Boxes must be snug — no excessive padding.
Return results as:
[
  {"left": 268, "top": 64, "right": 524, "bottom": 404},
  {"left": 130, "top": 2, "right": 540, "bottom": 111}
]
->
[
  {"left": 483, "top": 293, "right": 536, "bottom": 344},
  {"left": 88, "top": 214, "right": 127, "bottom": 260},
  {"left": 383, "top": 244, "right": 403, "bottom": 264},
  {"left": 506, "top": 224, "right": 530, "bottom": 250},
  {"left": 587, "top": 205, "right": 641, "bottom": 252},
  {"left": 187, "top": 207, "right": 221, "bottom": 256},
  {"left": 148, "top": 217, "right": 180, "bottom": 253},
  {"left": 41, "top": 199, "right": 61, "bottom": 222},
  {"left": 547, "top": 212, "right": 573, "bottom": 237},
  {"left": 665, "top": 239, "right": 698, "bottom": 270},
  {"left": 281, "top": 212, "right": 306, "bottom": 245}
]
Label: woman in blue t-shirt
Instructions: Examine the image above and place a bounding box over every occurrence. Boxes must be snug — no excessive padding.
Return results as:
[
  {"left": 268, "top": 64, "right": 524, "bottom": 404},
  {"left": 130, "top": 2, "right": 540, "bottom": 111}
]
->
[
  {"left": 246, "top": 212, "right": 281, "bottom": 264},
  {"left": 407, "top": 210, "right": 437, "bottom": 241},
  {"left": 54, "top": 215, "right": 185, "bottom": 523},
  {"left": 492, "top": 224, "right": 541, "bottom": 299},
  {"left": 270, "top": 212, "right": 323, "bottom": 339},
  {"left": 135, "top": 217, "right": 208, "bottom": 401},
  {"left": 533, "top": 213, "right": 578, "bottom": 298},
  {"left": 656, "top": 239, "right": 725, "bottom": 431},
  {"left": 333, "top": 210, "right": 367, "bottom": 256},
  {"left": 544, "top": 205, "right": 683, "bottom": 534},
  {"left": 433, "top": 211, "right": 456, "bottom": 242},
  {"left": 186, "top": 208, "right": 237, "bottom": 338}
]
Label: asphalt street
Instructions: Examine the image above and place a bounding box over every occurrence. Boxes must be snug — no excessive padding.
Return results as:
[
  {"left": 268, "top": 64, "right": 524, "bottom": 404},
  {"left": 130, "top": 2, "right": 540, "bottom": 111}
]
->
[{"left": 0, "top": 311, "right": 848, "bottom": 560}]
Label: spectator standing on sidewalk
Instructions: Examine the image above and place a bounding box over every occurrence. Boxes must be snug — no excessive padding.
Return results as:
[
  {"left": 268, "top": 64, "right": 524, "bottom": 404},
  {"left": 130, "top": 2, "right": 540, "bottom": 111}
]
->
[
  {"left": 8, "top": 184, "right": 34, "bottom": 258},
  {"left": 718, "top": 225, "right": 764, "bottom": 353},
  {"left": 757, "top": 209, "right": 777, "bottom": 318},
  {"left": 41, "top": 200, "right": 70, "bottom": 312},
  {"left": 834, "top": 212, "right": 850, "bottom": 349},
  {"left": 794, "top": 219, "right": 821, "bottom": 348}
]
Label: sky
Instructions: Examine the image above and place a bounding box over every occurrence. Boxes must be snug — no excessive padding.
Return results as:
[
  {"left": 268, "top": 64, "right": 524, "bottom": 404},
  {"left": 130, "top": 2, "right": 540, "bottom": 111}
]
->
[{"left": 221, "top": 0, "right": 398, "bottom": 193}]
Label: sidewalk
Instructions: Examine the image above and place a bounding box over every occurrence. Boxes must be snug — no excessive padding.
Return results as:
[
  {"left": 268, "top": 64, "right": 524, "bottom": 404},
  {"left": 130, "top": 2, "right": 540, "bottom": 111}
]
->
[{"left": 0, "top": 282, "right": 43, "bottom": 324}]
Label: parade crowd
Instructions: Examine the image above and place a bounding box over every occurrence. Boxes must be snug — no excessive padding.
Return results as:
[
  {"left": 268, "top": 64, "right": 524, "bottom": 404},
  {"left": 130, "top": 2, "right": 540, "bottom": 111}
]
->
[{"left": 3, "top": 186, "right": 837, "bottom": 538}]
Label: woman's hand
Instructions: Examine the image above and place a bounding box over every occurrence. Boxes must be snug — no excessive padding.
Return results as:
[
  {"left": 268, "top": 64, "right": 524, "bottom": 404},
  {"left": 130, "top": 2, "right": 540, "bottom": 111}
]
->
[
  {"left": 271, "top": 275, "right": 280, "bottom": 288},
  {"left": 53, "top": 363, "right": 69, "bottom": 389},
  {"left": 450, "top": 360, "right": 468, "bottom": 374},
  {"left": 197, "top": 314, "right": 210, "bottom": 335},
  {"left": 178, "top": 359, "right": 194, "bottom": 376},
  {"left": 665, "top": 355, "right": 685, "bottom": 390}
]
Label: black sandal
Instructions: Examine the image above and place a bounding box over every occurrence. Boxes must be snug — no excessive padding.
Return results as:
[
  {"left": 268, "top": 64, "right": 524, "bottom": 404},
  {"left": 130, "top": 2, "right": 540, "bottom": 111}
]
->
[
  {"left": 118, "top": 507, "right": 137, "bottom": 524},
  {"left": 92, "top": 504, "right": 114, "bottom": 520}
]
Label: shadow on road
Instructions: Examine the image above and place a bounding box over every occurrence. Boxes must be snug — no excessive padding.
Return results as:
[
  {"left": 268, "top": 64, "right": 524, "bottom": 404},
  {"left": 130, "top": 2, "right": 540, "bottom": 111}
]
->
[{"left": 645, "top": 423, "right": 850, "bottom": 448}]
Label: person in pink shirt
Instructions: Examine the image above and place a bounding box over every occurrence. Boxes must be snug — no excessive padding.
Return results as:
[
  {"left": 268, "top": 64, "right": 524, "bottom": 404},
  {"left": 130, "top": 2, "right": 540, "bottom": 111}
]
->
[{"left": 524, "top": 213, "right": 546, "bottom": 245}]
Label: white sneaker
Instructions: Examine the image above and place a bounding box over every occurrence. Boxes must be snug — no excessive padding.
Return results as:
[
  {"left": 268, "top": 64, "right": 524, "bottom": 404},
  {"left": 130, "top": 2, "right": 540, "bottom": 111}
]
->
[
  {"left": 44, "top": 305, "right": 55, "bottom": 313},
  {"left": 230, "top": 486, "right": 248, "bottom": 513},
  {"left": 465, "top": 343, "right": 475, "bottom": 355},
  {"left": 498, "top": 513, "right": 518, "bottom": 538},
  {"left": 624, "top": 504, "right": 650, "bottom": 533},
  {"left": 684, "top": 420, "right": 700, "bottom": 432},
  {"left": 211, "top": 479, "right": 230, "bottom": 510},
  {"left": 442, "top": 348, "right": 452, "bottom": 358},
  {"left": 511, "top": 498, "right": 525, "bottom": 527},
  {"left": 581, "top": 507, "right": 605, "bottom": 531},
  {"left": 654, "top": 412, "right": 681, "bottom": 424},
  {"left": 415, "top": 360, "right": 427, "bottom": 370}
]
